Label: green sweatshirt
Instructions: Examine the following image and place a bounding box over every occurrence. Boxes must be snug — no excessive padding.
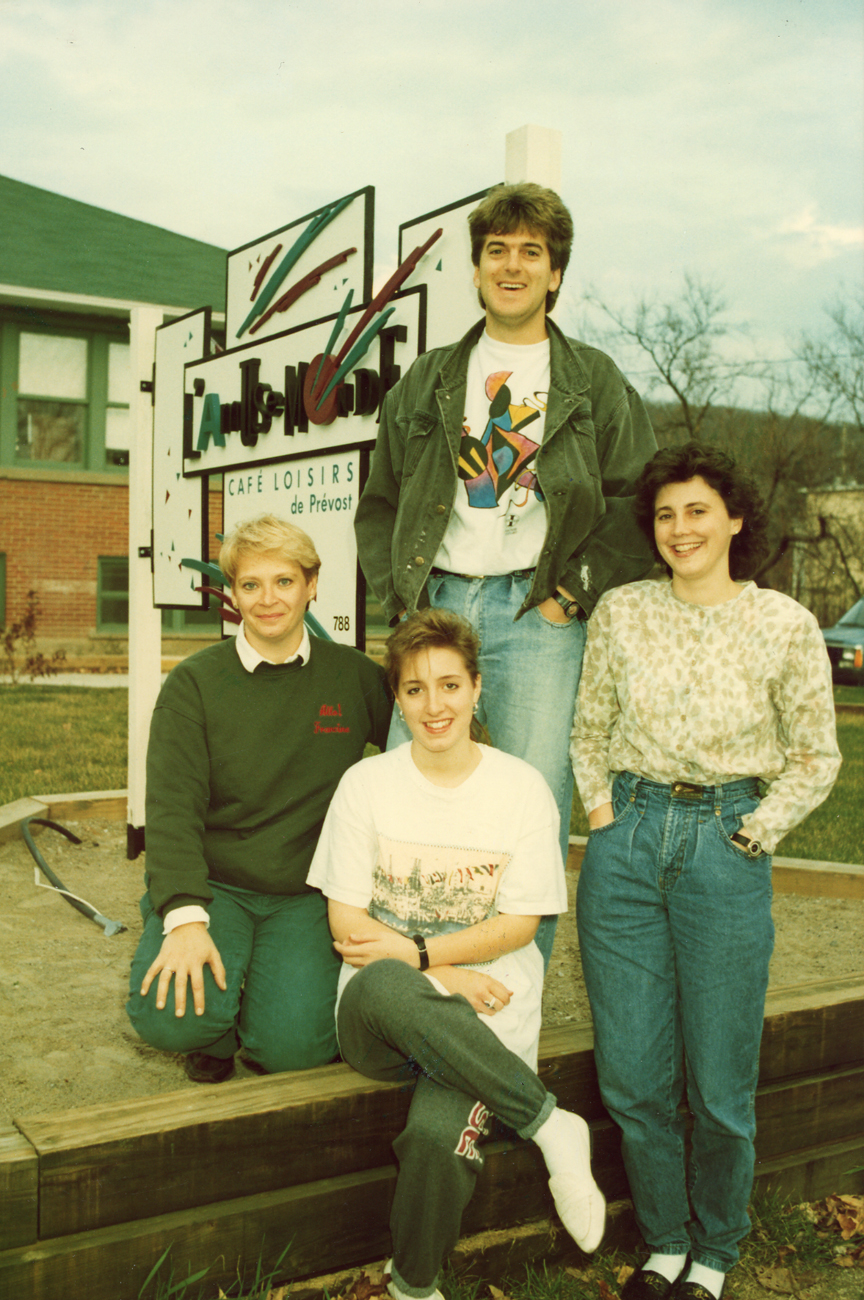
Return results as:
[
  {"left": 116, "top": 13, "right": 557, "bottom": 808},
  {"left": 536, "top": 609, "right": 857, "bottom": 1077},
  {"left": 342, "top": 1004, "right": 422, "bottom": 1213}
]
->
[{"left": 144, "top": 636, "right": 391, "bottom": 917}]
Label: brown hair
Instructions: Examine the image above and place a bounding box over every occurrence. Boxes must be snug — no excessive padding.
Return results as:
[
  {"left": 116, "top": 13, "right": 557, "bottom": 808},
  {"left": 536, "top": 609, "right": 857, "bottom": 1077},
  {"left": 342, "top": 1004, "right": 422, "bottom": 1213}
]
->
[
  {"left": 633, "top": 442, "right": 770, "bottom": 580},
  {"left": 468, "top": 182, "right": 574, "bottom": 312},
  {"left": 218, "top": 514, "right": 321, "bottom": 588},
  {"left": 384, "top": 608, "right": 489, "bottom": 744}
]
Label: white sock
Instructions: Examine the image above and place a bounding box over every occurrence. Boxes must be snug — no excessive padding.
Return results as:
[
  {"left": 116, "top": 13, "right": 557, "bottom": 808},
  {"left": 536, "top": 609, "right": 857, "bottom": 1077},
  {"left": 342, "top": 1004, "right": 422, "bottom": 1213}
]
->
[
  {"left": 532, "top": 1107, "right": 594, "bottom": 1188},
  {"left": 385, "top": 1260, "right": 443, "bottom": 1300},
  {"left": 644, "top": 1253, "right": 688, "bottom": 1284},
  {"left": 685, "top": 1263, "right": 725, "bottom": 1298}
]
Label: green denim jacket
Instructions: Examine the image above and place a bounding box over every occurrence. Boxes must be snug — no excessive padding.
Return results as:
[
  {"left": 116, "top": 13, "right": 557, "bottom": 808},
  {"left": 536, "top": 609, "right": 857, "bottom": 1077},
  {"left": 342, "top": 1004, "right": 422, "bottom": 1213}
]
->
[{"left": 355, "top": 318, "right": 657, "bottom": 625}]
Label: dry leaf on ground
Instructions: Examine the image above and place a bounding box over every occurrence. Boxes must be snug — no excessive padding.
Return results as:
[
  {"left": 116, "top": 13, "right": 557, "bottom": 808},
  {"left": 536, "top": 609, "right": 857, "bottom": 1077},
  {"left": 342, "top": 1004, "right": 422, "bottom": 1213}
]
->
[{"left": 340, "top": 1271, "right": 390, "bottom": 1300}]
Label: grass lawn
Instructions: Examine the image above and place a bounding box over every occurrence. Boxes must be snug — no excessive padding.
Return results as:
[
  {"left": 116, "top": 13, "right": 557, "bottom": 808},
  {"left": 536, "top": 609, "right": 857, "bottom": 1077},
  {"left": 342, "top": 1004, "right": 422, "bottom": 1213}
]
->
[
  {"left": 835, "top": 683, "right": 864, "bottom": 706},
  {"left": 1, "top": 683, "right": 861, "bottom": 864},
  {"left": 0, "top": 684, "right": 127, "bottom": 806}
]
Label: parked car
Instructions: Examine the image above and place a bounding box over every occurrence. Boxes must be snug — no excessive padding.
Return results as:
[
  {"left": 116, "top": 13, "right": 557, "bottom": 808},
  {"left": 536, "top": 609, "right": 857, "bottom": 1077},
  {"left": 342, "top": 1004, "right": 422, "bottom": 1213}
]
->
[{"left": 822, "top": 597, "right": 864, "bottom": 685}]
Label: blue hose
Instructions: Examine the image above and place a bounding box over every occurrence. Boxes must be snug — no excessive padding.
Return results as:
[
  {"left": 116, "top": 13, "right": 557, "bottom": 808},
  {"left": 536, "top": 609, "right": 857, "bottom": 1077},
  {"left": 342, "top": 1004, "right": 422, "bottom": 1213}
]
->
[{"left": 21, "top": 817, "right": 127, "bottom": 937}]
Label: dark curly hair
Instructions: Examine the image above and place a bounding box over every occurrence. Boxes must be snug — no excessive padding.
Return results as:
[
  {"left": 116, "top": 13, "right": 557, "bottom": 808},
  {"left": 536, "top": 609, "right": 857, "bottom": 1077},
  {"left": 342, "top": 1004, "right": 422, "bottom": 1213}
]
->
[
  {"left": 468, "top": 182, "right": 573, "bottom": 313},
  {"left": 633, "top": 442, "right": 769, "bottom": 580}
]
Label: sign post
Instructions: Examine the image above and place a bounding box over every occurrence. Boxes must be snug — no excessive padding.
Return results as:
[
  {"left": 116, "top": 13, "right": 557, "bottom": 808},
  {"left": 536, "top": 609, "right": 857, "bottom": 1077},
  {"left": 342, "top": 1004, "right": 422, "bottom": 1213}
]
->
[{"left": 127, "top": 306, "right": 164, "bottom": 857}]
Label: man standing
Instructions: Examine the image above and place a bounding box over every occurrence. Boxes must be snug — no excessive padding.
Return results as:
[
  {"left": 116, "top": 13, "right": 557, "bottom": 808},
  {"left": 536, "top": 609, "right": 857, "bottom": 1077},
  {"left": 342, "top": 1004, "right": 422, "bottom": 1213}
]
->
[{"left": 355, "top": 183, "right": 656, "bottom": 959}]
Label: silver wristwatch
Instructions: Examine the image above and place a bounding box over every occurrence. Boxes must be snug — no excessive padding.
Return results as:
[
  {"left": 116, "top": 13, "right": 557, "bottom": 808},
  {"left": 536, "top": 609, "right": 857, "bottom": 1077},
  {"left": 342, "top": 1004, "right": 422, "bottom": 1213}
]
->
[
  {"left": 731, "top": 832, "right": 763, "bottom": 858},
  {"left": 553, "top": 592, "right": 582, "bottom": 620}
]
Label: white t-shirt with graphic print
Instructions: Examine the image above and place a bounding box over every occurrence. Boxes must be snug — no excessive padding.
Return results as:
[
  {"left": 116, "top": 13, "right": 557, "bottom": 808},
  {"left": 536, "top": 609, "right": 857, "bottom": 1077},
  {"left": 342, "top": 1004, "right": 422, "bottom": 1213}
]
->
[
  {"left": 433, "top": 332, "right": 550, "bottom": 577},
  {"left": 307, "top": 743, "right": 567, "bottom": 1068}
]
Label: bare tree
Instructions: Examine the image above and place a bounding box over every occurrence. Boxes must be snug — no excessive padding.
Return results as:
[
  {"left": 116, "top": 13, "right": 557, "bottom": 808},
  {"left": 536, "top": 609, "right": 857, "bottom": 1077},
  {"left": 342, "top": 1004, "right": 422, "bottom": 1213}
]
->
[
  {"left": 579, "top": 280, "right": 864, "bottom": 608},
  {"left": 582, "top": 274, "right": 747, "bottom": 438},
  {"left": 797, "top": 292, "right": 864, "bottom": 435}
]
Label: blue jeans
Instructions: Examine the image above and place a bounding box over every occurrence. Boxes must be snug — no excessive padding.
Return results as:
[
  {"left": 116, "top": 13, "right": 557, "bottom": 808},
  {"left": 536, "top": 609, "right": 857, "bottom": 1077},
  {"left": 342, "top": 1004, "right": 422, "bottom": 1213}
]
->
[
  {"left": 576, "top": 772, "right": 774, "bottom": 1272},
  {"left": 127, "top": 883, "right": 341, "bottom": 1072},
  {"left": 388, "top": 570, "right": 588, "bottom": 966}
]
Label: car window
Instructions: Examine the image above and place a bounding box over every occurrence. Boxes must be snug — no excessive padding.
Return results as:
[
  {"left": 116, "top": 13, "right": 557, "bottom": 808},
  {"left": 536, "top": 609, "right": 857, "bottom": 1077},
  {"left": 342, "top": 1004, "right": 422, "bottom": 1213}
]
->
[{"left": 837, "top": 598, "right": 864, "bottom": 628}]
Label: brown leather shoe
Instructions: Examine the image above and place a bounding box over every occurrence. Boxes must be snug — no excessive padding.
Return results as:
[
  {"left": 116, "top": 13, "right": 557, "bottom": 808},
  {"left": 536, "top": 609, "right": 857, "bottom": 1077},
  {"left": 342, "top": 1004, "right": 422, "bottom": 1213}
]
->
[{"left": 183, "top": 1051, "right": 235, "bottom": 1083}]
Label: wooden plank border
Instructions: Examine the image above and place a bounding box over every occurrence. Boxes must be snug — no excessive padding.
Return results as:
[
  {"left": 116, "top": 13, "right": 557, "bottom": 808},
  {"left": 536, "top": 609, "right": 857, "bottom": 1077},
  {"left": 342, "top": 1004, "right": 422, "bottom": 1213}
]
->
[
  {"left": 0, "top": 1128, "right": 38, "bottom": 1251},
  {"left": 15, "top": 980, "right": 864, "bottom": 1242}
]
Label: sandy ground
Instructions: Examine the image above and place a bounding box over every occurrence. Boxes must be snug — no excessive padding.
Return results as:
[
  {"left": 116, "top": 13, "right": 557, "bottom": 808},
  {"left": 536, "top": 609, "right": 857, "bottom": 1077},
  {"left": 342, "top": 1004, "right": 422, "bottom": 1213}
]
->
[{"left": 2, "top": 815, "right": 863, "bottom": 1124}]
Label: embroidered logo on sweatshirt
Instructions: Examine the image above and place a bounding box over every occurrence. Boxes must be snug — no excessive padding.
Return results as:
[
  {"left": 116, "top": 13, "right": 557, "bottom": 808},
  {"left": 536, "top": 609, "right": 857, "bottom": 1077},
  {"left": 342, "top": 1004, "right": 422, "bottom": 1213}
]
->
[{"left": 314, "top": 702, "right": 349, "bottom": 734}]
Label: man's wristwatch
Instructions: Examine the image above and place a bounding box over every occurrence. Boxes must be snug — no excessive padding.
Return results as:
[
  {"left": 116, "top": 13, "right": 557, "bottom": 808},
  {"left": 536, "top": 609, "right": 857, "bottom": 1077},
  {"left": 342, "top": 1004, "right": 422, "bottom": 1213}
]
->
[
  {"left": 412, "top": 934, "right": 430, "bottom": 971},
  {"left": 553, "top": 592, "right": 582, "bottom": 620},
  {"left": 731, "top": 832, "right": 763, "bottom": 858}
]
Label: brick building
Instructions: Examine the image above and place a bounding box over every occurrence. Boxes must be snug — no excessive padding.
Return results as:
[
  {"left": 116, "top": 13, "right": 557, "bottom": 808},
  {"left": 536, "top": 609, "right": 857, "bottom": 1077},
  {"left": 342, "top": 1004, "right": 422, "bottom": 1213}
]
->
[{"left": 0, "top": 174, "right": 227, "bottom": 650}]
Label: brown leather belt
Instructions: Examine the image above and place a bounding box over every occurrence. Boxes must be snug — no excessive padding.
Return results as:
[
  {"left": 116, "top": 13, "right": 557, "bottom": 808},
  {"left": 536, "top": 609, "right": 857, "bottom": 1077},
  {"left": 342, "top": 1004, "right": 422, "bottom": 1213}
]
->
[{"left": 670, "top": 781, "right": 706, "bottom": 799}]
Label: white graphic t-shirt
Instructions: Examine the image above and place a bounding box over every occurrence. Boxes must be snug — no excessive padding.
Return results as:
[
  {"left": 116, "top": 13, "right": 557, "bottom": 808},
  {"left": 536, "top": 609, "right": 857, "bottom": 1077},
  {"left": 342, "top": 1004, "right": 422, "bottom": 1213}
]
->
[
  {"left": 434, "top": 332, "right": 550, "bottom": 576},
  {"left": 307, "top": 744, "right": 567, "bottom": 1068}
]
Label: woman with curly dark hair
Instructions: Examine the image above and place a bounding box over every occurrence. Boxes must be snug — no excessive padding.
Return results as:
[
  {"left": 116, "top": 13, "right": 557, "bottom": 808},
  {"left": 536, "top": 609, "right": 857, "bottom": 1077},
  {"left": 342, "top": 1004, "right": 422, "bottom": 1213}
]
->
[{"left": 571, "top": 443, "right": 841, "bottom": 1300}]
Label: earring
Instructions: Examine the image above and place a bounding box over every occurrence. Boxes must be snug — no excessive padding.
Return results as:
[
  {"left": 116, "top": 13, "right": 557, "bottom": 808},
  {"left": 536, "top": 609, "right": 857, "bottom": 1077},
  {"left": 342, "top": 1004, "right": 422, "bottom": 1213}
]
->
[
  {"left": 398, "top": 708, "right": 405, "bottom": 721},
  {"left": 473, "top": 702, "right": 479, "bottom": 715}
]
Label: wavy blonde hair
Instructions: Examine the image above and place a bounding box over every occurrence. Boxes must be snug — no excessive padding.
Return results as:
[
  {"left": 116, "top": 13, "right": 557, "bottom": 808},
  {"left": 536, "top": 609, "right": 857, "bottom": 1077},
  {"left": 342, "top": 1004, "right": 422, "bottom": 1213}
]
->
[{"left": 218, "top": 514, "right": 321, "bottom": 587}]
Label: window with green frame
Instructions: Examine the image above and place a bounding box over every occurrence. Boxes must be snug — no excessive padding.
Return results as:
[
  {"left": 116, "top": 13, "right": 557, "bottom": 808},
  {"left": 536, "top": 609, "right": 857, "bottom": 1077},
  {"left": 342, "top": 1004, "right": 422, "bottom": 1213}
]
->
[
  {"left": 0, "top": 314, "right": 130, "bottom": 472},
  {"left": 96, "top": 557, "right": 222, "bottom": 634},
  {"left": 98, "top": 557, "right": 131, "bottom": 630}
]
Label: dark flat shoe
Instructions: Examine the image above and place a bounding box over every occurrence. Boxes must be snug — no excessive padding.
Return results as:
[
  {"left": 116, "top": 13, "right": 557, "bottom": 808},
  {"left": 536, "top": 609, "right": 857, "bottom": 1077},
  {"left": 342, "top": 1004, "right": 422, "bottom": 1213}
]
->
[
  {"left": 184, "top": 1051, "right": 235, "bottom": 1083},
  {"left": 620, "top": 1270, "right": 679, "bottom": 1300},
  {"left": 674, "top": 1284, "right": 724, "bottom": 1300}
]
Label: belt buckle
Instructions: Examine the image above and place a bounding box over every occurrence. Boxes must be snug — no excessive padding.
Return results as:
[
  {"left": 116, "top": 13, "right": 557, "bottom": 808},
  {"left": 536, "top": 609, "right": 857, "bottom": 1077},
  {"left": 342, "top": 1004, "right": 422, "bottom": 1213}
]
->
[{"left": 671, "top": 781, "right": 704, "bottom": 799}]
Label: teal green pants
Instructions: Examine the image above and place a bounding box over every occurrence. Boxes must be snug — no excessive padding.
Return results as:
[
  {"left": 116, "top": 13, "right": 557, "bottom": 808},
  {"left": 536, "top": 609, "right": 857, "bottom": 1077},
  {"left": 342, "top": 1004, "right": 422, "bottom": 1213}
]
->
[{"left": 126, "top": 882, "right": 340, "bottom": 1073}]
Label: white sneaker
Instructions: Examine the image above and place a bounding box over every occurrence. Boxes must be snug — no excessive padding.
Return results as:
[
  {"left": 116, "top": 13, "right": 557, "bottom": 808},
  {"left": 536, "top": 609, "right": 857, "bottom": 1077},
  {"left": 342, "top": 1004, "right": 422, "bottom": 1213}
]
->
[{"left": 384, "top": 1259, "right": 445, "bottom": 1300}]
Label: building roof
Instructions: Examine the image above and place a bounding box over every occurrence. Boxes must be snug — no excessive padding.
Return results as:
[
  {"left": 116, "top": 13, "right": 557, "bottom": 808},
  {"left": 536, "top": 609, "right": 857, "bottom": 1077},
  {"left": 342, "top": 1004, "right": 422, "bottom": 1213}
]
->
[{"left": 0, "top": 174, "right": 227, "bottom": 311}]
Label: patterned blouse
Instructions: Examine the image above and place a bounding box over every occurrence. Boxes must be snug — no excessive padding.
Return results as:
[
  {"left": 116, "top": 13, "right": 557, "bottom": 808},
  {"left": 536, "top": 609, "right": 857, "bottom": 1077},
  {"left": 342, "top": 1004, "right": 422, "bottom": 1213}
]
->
[{"left": 571, "top": 580, "right": 842, "bottom": 852}]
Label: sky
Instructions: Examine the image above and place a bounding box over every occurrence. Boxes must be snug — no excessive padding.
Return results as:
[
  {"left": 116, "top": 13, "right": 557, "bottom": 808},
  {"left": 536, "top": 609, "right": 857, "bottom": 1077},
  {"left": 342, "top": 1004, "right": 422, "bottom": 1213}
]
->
[{"left": 1, "top": 0, "right": 862, "bottom": 405}]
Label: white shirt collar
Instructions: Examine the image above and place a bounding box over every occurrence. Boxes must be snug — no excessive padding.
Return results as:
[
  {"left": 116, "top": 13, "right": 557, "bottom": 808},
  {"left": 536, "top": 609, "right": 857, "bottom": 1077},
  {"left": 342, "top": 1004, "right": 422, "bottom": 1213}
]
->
[{"left": 233, "top": 621, "right": 311, "bottom": 673}]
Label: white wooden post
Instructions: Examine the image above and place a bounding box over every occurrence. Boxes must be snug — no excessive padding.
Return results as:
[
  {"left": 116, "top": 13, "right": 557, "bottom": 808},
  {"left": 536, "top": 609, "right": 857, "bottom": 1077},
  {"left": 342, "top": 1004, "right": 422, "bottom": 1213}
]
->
[
  {"left": 127, "top": 306, "right": 164, "bottom": 855},
  {"left": 505, "top": 124, "right": 562, "bottom": 189}
]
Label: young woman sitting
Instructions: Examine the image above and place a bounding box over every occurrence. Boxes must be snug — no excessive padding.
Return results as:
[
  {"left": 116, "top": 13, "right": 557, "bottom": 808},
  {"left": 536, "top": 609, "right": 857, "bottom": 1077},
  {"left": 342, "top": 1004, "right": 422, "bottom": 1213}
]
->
[{"left": 307, "top": 607, "right": 605, "bottom": 1300}]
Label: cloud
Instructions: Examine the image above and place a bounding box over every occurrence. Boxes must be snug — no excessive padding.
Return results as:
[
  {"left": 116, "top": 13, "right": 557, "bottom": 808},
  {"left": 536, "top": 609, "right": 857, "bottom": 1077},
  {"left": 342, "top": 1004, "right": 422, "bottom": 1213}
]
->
[
  {"left": 778, "top": 206, "right": 864, "bottom": 269},
  {"left": 0, "top": 0, "right": 860, "bottom": 357}
]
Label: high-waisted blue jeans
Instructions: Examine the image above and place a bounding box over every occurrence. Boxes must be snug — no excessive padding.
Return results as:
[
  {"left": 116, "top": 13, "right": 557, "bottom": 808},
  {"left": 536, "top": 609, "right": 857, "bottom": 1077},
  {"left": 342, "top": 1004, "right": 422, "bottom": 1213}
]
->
[
  {"left": 388, "top": 569, "right": 588, "bottom": 966},
  {"left": 576, "top": 772, "right": 774, "bottom": 1272}
]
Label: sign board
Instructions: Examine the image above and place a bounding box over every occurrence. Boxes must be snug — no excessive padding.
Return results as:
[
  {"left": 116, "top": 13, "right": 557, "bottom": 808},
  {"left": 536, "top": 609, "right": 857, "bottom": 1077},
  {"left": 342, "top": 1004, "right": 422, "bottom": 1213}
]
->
[
  {"left": 152, "top": 182, "right": 498, "bottom": 646},
  {"left": 185, "top": 285, "right": 425, "bottom": 477},
  {"left": 225, "top": 188, "right": 374, "bottom": 345},
  {"left": 152, "top": 308, "right": 211, "bottom": 607},
  {"left": 398, "top": 188, "right": 491, "bottom": 354}
]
